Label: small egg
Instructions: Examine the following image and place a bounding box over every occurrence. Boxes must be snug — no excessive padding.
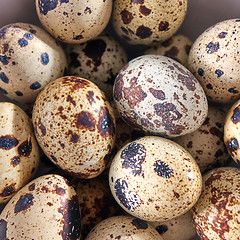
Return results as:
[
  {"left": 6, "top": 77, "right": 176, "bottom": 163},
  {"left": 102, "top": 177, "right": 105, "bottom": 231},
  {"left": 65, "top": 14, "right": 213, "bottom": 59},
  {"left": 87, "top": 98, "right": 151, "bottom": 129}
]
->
[
  {"left": 0, "top": 102, "right": 40, "bottom": 204},
  {"left": 109, "top": 136, "right": 202, "bottom": 222},
  {"left": 192, "top": 167, "right": 240, "bottom": 239},
  {"left": 144, "top": 34, "right": 193, "bottom": 67},
  {"left": 188, "top": 18, "right": 240, "bottom": 103},
  {"left": 66, "top": 34, "right": 128, "bottom": 100},
  {"left": 113, "top": 55, "right": 208, "bottom": 137},
  {"left": 85, "top": 215, "right": 162, "bottom": 240},
  {"left": 32, "top": 76, "right": 116, "bottom": 179},
  {"left": 0, "top": 174, "right": 81, "bottom": 239},
  {"left": 0, "top": 23, "right": 67, "bottom": 104},
  {"left": 36, "top": 0, "right": 112, "bottom": 44}
]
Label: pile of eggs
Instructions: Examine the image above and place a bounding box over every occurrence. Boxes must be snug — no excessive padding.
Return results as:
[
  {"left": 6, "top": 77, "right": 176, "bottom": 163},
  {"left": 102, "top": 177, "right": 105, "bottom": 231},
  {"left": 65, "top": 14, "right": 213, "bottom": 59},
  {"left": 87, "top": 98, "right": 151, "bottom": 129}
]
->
[{"left": 0, "top": 0, "right": 239, "bottom": 239}]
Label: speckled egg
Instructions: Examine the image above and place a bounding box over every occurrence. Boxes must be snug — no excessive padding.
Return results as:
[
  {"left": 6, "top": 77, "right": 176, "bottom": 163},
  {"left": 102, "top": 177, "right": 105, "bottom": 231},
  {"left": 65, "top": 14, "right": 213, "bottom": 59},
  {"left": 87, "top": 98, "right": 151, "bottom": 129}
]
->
[
  {"left": 192, "top": 167, "right": 240, "bottom": 239},
  {"left": 112, "top": 0, "right": 188, "bottom": 45},
  {"left": 36, "top": 0, "right": 112, "bottom": 44},
  {"left": 66, "top": 34, "right": 128, "bottom": 100},
  {"left": 0, "top": 23, "right": 67, "bottom": 104},
  {"left": 188, "top": 18, "right": 240, "bottom": 103},
  {"left": 113, "top": 55, "right": 208, "bottom": 137},
  {"left": 32, "top": 76, "right": 116, "bottom": 179},
  {"left": 148, "top": 210, "right": 197, "bottom": 240},
  {"left": 144, "top": 34, "right": 193, "bottom": 67},
  {"left": 0, "top": 102, "right": 40, "bottom": 204},
  {"left": 85, "top": 215, "right": 162, "bottom": 240},
  {"left": 0, "top": 174, "right": 81, "bottom": 240},
  {"left": 109, "top": 136, "right": 202, "bottom": 222},
  {"left": 175, "top": 103, "right": 229, "bottom": 173}
]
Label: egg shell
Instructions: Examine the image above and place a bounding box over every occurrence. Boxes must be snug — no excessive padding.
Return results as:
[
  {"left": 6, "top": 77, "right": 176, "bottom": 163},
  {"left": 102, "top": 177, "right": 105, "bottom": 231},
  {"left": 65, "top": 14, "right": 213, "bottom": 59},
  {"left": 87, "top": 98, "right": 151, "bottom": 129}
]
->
[
  {"left": 66, "top": 34, "right": 128, "bottom": 100},
  {"left": 112, "top": 0, "right": 187, "bottom": 45},
  {"left": 144, "top": 34, "right": 193, "bottom": 67},
  {"left": 0, "top": 102, "right": 40, "bottom": 204},
  {"left": 85, "top": 215, "right": 162, "bottom": 240},
  {"left": 192, "top": 167, "right": 240, "bottom": 239},
  {"left": 188, "top": 18, "right": 240, "bottom": 103},
  {"left": 36, "top": 0, "right": 112, "bottom": 44},
  {"left": 32, "top": 76, "right": 116, "bottom": 179},
  {"left": 0, "top": 174, "right": 81, "bottom": 240},
  {"left": 109, "top": 136, "right": 202, "bottom": 222},
  {"left": 0, "top": 23, "right": 67, "bottom": 104},
  {"left": 175, "top": 103, "right": 229, "bottom": 173},
  {"left": 113, "top": 54, "right": 208, "bottom": 137}
]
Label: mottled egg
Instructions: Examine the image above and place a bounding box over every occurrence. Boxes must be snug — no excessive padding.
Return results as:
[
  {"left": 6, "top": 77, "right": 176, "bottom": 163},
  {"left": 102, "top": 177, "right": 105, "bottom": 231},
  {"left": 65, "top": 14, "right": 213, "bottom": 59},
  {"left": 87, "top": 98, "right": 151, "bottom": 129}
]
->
[
  {"left": 192, "top": 167, "right": 240, "bottom": 239},
  {"left": 113, "top": 55, "right": 208, "bottom": 137},
  {"left": 188, "top": 18, "right": 240, "bottom": 103},
  {"left": 144, "top": 34, "right": 193, "bottom": 67},
  {"left": 0, "top": 23, "right": 67, "bottom": 104},
  {"left": 85, "top": 215, "right": 162, "bottom": 240},
  {"left": 32, "top": 76, "right": 116, "bottom": 179},
  {"left": 66, "top": 34, "right": 128, "bottom": 100},
  {"left": 36, "top": 0, "right": 112, "bottom": 44},
  {"left": 0, "top": 102, "right": 40, "bottom": 204},
  {"left": 109, "top": 136, "right": 202, "bottom": 222},
  {"left": 175, "top": 104, "right": 229, "bottom": 173},
  {"left": 112, "top": 0, "right": 188, "bottom": 45},
  {"left": 0, "top": 174, "right": 81, "bottom": 240}
]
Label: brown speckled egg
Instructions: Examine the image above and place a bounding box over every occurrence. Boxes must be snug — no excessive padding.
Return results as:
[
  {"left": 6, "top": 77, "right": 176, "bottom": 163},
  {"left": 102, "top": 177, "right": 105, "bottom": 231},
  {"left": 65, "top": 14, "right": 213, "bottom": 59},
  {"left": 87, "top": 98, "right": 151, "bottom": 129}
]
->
[
  {"left": 112, "top": 0, "right": 187, "bottom": 45},
  {"left": 0, "top": 102, "right": 40, "bottom": 204},
  {"left": 113, "top": 55, "right": 208, "bottom": 137},
  {"left": 175, "top": 104, "right": 229, "bottom": 173},
  {"left": 144, "top": 34, "right": 192, "bottom": 67},
  {"left": 148, "top": 210, "right": 197, "bottom": 240},
  {"left": 0, "top": 23, "right": 67, "bottom": 104},
  {"left": 188, "top": 18, "right": 240, "bottom": 103},
  {"left": 32, "top": 76, "right": 116, "bottom": 179},
  {"left": 66, "top": 34, "right": 128, "bottom": 100},
  {"left": 36, "top": 0, "right": 112, "bottom": 44},
  {"left": 85, "top": 215, "right": 162, "bottom": 240},
  {"left": 109, "top": 136, "right": 202, "bottom": 222},
  {"left": 0, "top": 174, "right": 81, "bottom": 239},
  {"left": 192, "top": 167, "right": 240, "bottom": 239}
]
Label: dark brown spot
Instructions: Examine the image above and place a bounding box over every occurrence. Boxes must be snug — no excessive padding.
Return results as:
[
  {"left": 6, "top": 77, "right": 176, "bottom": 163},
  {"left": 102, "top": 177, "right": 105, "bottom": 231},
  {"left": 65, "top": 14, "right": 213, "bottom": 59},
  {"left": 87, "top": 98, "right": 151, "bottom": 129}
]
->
[
  {"left": 68, "top": 52, "right": 81, "bottom": 68},
  {"left": 185, "top": 45, "right": 191, "bottom": 55},
  {"left": 120, "top": 9, "right": 134, "bottom": 24},
  {"left": 28, "top": 183, "right": 35, "bottom": 191},
  {"left": 156, "top": 225, "right": 168, "bottom": 234},
  {"left": 38, "top": 118, "right": 46, "bottom": 136},
  {"left": 18, "top": 139, "right": 32, "bottom": 157},
  {"left": 198, "top": 68, "right": 204, "bottom": 76},
  {"left": 218, "top": 32, "right": 227, "bottom": 38},
  {"left": 139, "top": 5, "right": 151, "bottom": 16},
  {"left": 55, "top": 187, "right": 66, "bottom": 196},
  {"left": 225, "top": 137, "right": 239, "bottom": 156},
  {"left": 0, "top": 219, "right": 7, "bottom": 240},
  {"left": 214, "top": 149, "right": 223, "bottom": 158},
  {"left": 62, "top": 76, "right": 90, "bottom": 92},
  {"left": 0, "top": 135, "right": 18, "bottom": 150},
  {"left": 86, "top": 91, "right": 96, "bottom": 106},
  {"left": 66, "top": 95, "right": 76, "bottom": 106},
  {"left": 187, "top": 141, "right": 193, "bottom": 148},
  {"left": 210, "top": 127, "right": 222, "bottom": 139},
  {"left": 51, "top": 155, "right": 57, "bottom": 162},
  {"left": 206, "top": 42, "right": 219, "bottom": 54},
  {"left": 136, "top": 25, "right": 152, "bottom": 39},
  {"left": 73, "top": 35, "right": 83, "bottom": 40},
  {"left": 0, "top": 184, "right": 15, "bottom": 197},
  {"left": 47, "top": 202, "right": 53, "bottom": 206},
  {"left": 231, "top": 106, "right": 240, "bottom": 124},
  {"left": 11, "top": 156, "right": 20, "bottom": 166},
  {"left": 159, "top": 21, "right": 169, "bottom": 31},
  {"left": 206, "top": 83, "right": 213, "bottom": 89},
  {"left": 131, "top": 0, "right": 144, "bottom": 3},
  {"left": 161, "top": 38, "right": 173, "bottom": 47},
  {"left": 154, "top": 160, "right": 173, "bottom": 178},
  {"left": 140, "top": 118, "right": 154, "bottom": 128},
  {"left": 70, "top": 134, "right": 79, "bottom": 143},
  {"left": 164, "top": 46, "right": 179, "bottom": 60},
  {"left": 228, "top": 88, "right": 238, "bottom": 94},
  {"left": 173, "top": 191, "right": 180, "bottom": 198},
  {"left": 149, "top": 88, "right": 165, "bottom": 100},
  {"left": 215, "top": 69, "right": 224, "bottom": 77},
  {"left": 75, "top": 111, "right": 96, "bottom": 131},
  {"left": 114, "top": 74, "right": 124, "bottom": 101},
  {"left": 14, "top": 193, "right": 34, "bottom": 214},
  {"left": 131, "top": 218, "right": 148, "bottom": 229},
  {"left": 0, "top": 26, "right": 8, "bottom": 39}
]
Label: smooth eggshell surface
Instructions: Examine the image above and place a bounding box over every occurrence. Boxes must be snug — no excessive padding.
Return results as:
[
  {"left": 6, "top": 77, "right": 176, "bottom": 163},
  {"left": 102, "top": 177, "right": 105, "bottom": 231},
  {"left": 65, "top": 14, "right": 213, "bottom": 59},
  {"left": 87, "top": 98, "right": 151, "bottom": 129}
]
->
[
  {"left": 0, "top": 174, "right": 81, "bottom": 240},
  {"left": 32, "top": 76, "right": 116, "bottom": 179},
  {"left": 109, "top": 136, "right": 202, "bottom": 222},
  {"left": 0, "top": 102, "right": 40, "bottom": 204}
]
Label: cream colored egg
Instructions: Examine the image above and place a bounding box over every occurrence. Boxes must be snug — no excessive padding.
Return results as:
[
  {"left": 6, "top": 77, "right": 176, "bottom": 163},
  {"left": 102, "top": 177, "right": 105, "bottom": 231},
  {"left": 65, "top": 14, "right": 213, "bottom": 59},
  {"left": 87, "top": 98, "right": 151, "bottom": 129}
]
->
[
  {"left": 192, "top": 167, "right": 240, "bottom": 239},
  {"left": 66, "top": 34, "right": 128, "bottom": 100},
  {"left": 36, "top": 0, "right": 112, "bottom": 44},
  {"left": 109, "top": 136, "right": 202, "bottom": 222},
  {"left": 0, "top": 102, "right": 40, "bottom": 204},
  {"left": 188, "top": 18, "right": 240, "bottom": 103},
  {"left": 0, "top": 174, "right": 81, "bottom": 240},
  {"left": 85, "top": 215, "right": 162, "bottom": 240},
  {"left": 32, "top": 76, "right": 116, "bottom": 179},
  {"left": 0, "top": 23, "right": 67, "bottom": 104},
  {"left": 112, "top": 0, "right": 187, "bottom": 45}
]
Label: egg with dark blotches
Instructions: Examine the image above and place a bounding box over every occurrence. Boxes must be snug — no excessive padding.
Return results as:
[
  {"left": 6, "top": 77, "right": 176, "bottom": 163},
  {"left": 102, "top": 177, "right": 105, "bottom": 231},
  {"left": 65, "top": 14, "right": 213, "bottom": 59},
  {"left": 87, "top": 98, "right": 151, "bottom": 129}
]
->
[
  {"left": 113, "top": 55, "right": 208, "bottom": 137},
  {"left": 0, "top": 102, "right": 40, "bottom": 204},
  {"left": 36, "top": 0, "right": 112, "bottom": 44},
  {"left": 32, "top": 76, "right": 116, "bottom": 179},
  {"left": 0, "top": 23, "right": 67, "bottom": 104},
  {"left": 188, "top": 18, "right": 240, "bottom": 103},
  {"left": 0, "top": 174, "right": 81, "bottom": 240},
  {"left": 192, "top": 167, "right": 240, "bottom": 240},
  {"left": 109, "top": 136, "right": 202, "bottom": 222},
  {"left": 66, "top": 34, "right": 128, "bottom": 100}
]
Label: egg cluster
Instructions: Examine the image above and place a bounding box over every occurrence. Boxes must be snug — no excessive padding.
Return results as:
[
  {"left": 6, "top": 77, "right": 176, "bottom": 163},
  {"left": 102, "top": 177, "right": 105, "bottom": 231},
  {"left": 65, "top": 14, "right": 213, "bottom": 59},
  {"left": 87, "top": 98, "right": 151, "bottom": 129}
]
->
[{"left": 0, "top": 1, "right": 239, "bottom": 240}]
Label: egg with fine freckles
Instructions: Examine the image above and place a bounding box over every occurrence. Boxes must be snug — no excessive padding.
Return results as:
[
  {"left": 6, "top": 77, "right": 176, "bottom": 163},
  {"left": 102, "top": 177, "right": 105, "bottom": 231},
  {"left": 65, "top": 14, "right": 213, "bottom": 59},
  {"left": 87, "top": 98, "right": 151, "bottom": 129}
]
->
[
  {"left": 0, "top": 174, "right": 81, "bottom": 240},
  {"left": 32, "top": 76, "right": 116, "bottom": 179},
  {"left": 109, "top": 136, "right": 202, "bottom": 222}
]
